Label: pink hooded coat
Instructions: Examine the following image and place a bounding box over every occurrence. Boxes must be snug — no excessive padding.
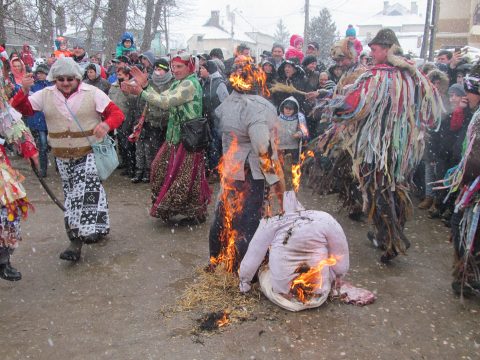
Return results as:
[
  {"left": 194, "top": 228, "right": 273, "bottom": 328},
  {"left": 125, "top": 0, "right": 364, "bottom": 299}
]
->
[{"left": 285, "top": 34, "right": 305, "bottom": 63}]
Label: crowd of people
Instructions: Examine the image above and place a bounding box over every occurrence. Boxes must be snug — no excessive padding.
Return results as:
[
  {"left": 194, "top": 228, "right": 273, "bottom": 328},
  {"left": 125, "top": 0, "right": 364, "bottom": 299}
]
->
[{"left": 0, "top": 25, "right": 478, "bottom": 309}]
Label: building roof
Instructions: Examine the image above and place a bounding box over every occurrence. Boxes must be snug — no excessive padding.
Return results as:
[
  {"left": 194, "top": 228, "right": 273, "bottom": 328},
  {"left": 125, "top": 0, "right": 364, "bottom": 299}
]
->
[{"left": 187, "top": 9, "right": 262, "bottom": 44}]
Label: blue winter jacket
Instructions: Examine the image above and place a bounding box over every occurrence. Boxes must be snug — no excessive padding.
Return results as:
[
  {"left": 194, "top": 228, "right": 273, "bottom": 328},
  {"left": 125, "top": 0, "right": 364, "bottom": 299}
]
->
[{"left": 26, "top": 80, "right": 51, "bottom": 131}]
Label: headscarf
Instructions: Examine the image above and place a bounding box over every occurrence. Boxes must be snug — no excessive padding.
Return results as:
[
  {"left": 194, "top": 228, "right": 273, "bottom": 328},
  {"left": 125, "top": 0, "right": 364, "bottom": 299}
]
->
[
  {"left": 47, "top": 57, "right": 83, "bottom": 82},
  {"left": 9, "top": 57, "right": 26, "bottom": 85},
  {"left": 171, "top": 53, "right": 195, "bottom": 74}
]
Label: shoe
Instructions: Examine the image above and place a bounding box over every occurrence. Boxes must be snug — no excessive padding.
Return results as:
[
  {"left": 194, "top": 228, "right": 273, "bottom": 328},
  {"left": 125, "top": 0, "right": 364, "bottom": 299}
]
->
[
  {"left": 83, "top": 234, "right": 104, "bottom": 244},
  {"left": 0, "top": 262, "right": 22, "bottom": 281},
  {"left": 380, "top": 250, "right": 398, "bottom": 264},
  {"left": 367, "top": 231, "right": 380, "bottom": 248},
  {"left": 141, "top": 177, "right": 149, "bottom": 183},
  {"left": 131, "top": 176, "right": 142, "bottom": 184},
  {"left": 418, "top": 196, "right": 434, "bottom": 210},
  {"left": 348, "top": 211, "right": 364, "bottom": 222},
  {"left": 59, "top": 240, "right": 82, "bottom": 262},
  {"left": 428, "top": 205, "right": 442, "bottom": 219}
]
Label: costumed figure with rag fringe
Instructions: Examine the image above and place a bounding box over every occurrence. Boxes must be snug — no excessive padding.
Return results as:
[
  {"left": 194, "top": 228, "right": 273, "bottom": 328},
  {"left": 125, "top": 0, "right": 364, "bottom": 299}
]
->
[
  {"left": 435, "top": 68, "right": 480, "bottom": 297},
  {"left": 306, "top": 38, "right": 368, "bottom": 220},
  {"left": 0, "top": 47, "right": 39, "bottom": 281},
  {"left": 311, "top": 29, "right": 444, "bottom": 263}
]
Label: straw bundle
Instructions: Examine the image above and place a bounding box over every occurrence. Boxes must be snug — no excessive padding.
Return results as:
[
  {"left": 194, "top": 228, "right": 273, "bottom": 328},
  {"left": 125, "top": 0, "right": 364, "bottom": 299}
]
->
[{"left": 270, "top": 82, "right": 308, "bottom": 96}]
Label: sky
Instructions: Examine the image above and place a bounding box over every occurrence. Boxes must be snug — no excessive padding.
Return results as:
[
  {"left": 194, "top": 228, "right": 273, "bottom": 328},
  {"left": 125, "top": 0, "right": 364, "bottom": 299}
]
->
[{"left": 169, "top": 0, "right": 428, "bottom": 46}]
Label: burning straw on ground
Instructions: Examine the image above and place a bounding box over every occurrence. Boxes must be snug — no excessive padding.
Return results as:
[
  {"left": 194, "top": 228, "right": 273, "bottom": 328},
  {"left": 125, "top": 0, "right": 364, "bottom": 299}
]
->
[{"left": 172, "top": 264, "right": 262, "bottom": 331}]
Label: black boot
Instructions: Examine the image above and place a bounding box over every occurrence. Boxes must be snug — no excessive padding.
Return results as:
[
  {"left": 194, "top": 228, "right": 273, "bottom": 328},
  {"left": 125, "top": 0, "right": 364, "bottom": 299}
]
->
[
  {"left": 0, "top": 262, "right": 22, "bottom": 281},
  {"left": 59, "top": 239, "right": 83, "bottom": 262}
]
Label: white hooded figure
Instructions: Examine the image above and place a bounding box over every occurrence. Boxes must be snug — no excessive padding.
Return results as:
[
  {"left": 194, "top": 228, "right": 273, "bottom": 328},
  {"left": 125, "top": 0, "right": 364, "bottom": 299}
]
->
[{"left": 239, "top": 191, "right": 350, "bottom": 311}]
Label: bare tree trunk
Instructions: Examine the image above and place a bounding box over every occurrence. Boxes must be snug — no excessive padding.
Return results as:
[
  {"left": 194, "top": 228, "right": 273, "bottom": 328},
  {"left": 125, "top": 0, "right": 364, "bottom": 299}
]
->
[
  {"left": 39, "top": 0, "right": 54, "bottom": 57},
  {"left": 103, "top": 0, "right": 129, "bottom": 59},
  {"left": 163, "top": 4, "right": 169, "bottom": 52},
  {"left": 152, "top": 0, "right": 163, "bottom": 33},
  {"left": 141, "top": 0, "right": 155, "bottom": 50},
  {"left": 0, "top": 0, "right": 6, "bottom": 46},
  {"left": 85, "top": 0, "right": 101, "bottom": 54}
]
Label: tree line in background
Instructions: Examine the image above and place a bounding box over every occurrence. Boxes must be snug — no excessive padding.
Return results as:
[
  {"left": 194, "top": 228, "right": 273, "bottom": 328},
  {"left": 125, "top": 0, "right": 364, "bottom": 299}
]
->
[
  {"left": 0, "top": 0, "right": 181, "bottom": 57},
  {"left": 274, "top": 7, "right": 339, "bottom": 65}
]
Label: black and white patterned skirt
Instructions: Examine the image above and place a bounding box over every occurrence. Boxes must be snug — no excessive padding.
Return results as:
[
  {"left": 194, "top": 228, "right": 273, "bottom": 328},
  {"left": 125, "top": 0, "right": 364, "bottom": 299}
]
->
[{"left": 57, "top": 154, "right": 110, "bottom": 239}]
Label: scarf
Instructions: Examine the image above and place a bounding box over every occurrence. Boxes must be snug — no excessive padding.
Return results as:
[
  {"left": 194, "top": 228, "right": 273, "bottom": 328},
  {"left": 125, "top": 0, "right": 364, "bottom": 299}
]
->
[{"left": 151, "top": 70, "right": 172, "bottom": 87}]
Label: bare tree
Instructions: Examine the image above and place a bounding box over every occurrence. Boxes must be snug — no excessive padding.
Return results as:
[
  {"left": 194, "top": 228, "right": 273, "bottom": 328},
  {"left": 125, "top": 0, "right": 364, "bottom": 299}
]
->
[{"left": 103, "top": 0, "right": 129, "bottom": 58}]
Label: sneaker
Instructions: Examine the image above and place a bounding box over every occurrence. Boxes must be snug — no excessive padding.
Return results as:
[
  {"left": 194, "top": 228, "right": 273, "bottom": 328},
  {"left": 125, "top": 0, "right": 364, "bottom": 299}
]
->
[
  {"left": 0, "top": 262, "right": 22, "bottom": 281},
  {"left": 141, "top": 176, "right": 150, "bottom": 183},
  {"left": 418, "top": 196, "right": 434, "bottom": 210},
  {"left": 131, "top": 176, "right": 142, "bottom": 184}
]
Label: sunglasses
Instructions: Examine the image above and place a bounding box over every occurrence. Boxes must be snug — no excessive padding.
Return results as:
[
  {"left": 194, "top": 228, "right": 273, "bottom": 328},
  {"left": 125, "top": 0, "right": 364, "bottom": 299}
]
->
[{"left": 56, "top": 76, "right": 76, "bottom": 82}]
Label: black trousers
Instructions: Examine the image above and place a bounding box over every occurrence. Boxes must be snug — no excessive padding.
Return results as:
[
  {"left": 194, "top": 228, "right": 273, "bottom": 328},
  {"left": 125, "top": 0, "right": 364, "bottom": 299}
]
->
[{"left": 209, "top": 170, "right": 265, "bottom": 267}]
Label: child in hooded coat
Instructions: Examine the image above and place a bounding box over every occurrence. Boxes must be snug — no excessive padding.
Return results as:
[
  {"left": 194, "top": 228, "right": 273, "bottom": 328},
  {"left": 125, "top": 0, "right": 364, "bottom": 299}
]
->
[
  {"left": 116, "top": 32, "right": 137, "bottom": 57},
  {"left": 285, "top": 34, "right": 305, "bottom": 63},
  {"left": 276, "top": 96, "right": 308, "bottom": 190}
]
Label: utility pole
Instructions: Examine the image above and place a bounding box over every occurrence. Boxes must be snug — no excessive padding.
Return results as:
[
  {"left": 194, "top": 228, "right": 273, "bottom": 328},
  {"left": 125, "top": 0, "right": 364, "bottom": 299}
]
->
[
  {"left": 420, "top": 0, "right": 432, "bottom": 59},
  {"left": 304, "top": 0, "right": 310, "bottom": 45},
  {"left": 428, "top": 0, "right": 440, "bottom": 61}
]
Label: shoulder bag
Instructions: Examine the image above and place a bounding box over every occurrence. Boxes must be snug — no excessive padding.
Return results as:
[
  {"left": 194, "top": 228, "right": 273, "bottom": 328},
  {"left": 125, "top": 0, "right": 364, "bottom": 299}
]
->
[
  {"left": 65, "top": 101, "right": 119, "bottom": 181},
  {"left": 175, "top": 108, "right": 211, "bottom": 152}
]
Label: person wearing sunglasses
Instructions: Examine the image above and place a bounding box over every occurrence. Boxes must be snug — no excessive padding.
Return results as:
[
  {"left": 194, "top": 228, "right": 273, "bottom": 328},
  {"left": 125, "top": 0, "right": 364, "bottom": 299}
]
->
[{"left": 11, "top": 57, "right": 125, "bottom": 262}]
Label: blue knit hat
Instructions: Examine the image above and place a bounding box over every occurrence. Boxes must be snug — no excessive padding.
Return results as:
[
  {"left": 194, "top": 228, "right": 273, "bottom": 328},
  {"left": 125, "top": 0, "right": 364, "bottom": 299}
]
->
[{"left": 346, "top": 25, "right": 356, "bottom": 37}]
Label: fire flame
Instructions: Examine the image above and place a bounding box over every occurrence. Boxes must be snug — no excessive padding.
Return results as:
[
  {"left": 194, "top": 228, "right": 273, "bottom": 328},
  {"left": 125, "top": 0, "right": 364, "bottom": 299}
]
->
[
  {"left": 229, "top": 56, "right": 270, "bottom": 97},
  {"left": 210, "top": 135, "right": 246, "bottom": 272},
  {"left": 216, "top": 311, "right": 230, "bottom": 327},
  {"left": 290, "top": 256, "right": 337, "bottom": 303},
  {"left": 291, "top": 150, "right": 314, "bottom": 192}
]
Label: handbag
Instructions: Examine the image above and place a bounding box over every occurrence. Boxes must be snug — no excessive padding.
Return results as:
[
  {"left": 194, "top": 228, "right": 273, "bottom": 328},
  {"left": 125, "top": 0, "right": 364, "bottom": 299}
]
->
[
  {"left": 65, "top": 101, "right": 119, "bottom": 181},
  {"left": 175, "top": 105, "right": 211, "bottom": 152},
  {"left": 180, "top": 117, "right": 212, "bottom": 152}
]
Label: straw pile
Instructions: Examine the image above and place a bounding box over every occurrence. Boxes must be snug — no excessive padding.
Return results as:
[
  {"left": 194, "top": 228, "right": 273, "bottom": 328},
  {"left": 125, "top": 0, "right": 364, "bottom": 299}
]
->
[
  {"left": 173, "top": 264, "right": 260, "bottom": 330},
  {"left": 176, "top": 264, "right": 261, "bottom": 317}
]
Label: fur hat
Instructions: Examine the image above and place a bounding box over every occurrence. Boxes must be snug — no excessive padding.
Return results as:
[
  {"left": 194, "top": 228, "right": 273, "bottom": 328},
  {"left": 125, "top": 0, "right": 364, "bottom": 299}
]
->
[
  {"left": 368, "top": 28, "right": 400, "bottom": 47},
  {"left": 330, "top": 39, "right": 357, "bottom": 61},
  {"left": 47, "top": 57, "right": 83, "bottom": 81}
]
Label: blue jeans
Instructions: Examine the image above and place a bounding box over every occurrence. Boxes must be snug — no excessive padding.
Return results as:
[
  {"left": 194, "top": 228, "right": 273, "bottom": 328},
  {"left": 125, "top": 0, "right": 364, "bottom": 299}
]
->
[{"left": 32, "top": 130, "right": 48, "bottom": 176}]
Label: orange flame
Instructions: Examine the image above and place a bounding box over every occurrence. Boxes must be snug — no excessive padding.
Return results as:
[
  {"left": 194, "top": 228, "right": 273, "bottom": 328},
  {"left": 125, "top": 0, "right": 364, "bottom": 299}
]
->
[
  {"left": 291, "top": 150, "right": 314, "bottom": 192},
  {"left": 229, "top": 57, "right": 270, "bottom": 97},
  {"left": 290, "top": 256, "right": 337, "bottom": 303},
  {"left": 210, "top": 135, "right": 246, "bottom": 272},
  {"left": 216, "top": 311, "right": 230, "bottom": 327}
]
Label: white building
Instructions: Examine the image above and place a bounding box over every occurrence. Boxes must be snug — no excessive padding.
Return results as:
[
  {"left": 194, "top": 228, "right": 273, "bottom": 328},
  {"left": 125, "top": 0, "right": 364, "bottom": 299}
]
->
[
  {"left": 357, "top": 1, "right": 425, "bottom": 56},
  {"left": 186, "top": 8, "right": 275, "bottom": 60}
]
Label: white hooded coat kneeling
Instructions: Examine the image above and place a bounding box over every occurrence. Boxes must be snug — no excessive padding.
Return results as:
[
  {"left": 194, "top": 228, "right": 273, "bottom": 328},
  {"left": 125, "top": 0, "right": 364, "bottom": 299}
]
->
[{"left": 239, "top": 191, "right": 350, "bottom": 311}]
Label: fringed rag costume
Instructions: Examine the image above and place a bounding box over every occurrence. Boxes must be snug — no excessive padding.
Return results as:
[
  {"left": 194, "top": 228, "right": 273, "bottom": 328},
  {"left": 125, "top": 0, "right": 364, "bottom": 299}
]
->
[
  {"left": 0, "top": 58, "right": 38, "bottom": 264},
  {"left": 439, "top": 108, "right": 480, "bottom": 296},
  {"left": 313, "top": 48, "right": 443, "bottom": 261}
]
